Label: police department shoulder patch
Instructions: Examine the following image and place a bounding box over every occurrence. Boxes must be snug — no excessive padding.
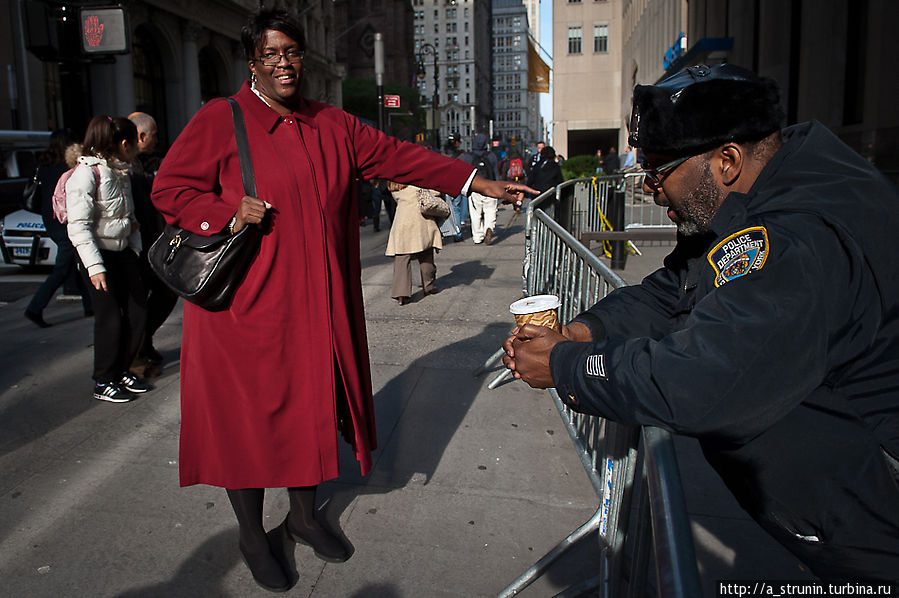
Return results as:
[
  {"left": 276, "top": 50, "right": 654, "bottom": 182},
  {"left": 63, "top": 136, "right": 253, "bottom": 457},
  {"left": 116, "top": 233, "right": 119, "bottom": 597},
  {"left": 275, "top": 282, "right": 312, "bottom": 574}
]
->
[{"left": 707, "top": 226, "right": 770, "bottom": 287}]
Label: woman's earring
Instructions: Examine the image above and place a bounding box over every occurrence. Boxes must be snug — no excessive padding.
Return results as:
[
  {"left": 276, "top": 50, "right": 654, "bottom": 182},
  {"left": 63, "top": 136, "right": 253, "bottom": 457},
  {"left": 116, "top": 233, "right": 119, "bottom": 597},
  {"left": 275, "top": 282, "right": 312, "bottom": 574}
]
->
[{"left": 250, "top": 71, "right": 257, "bottom": 89}]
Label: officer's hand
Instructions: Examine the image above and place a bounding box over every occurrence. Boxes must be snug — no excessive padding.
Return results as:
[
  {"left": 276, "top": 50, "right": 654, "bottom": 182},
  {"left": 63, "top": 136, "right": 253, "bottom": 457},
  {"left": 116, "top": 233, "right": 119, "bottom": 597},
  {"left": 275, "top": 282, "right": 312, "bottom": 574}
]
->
[
  {"left": 561, "top": 321, "right": 593, "bottom": 342},
  {"left": 502, "top": 321, "right": 590, "bottom": 371},
  {"left": 502, "top": 323, "right": 566, "bottom": 388}
]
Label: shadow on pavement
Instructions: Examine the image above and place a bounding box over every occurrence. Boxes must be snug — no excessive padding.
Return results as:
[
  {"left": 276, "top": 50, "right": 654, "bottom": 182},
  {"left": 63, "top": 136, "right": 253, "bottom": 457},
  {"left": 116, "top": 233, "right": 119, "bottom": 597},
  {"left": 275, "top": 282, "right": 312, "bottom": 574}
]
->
[
  {"left": 439, "top": 260, "right": 496, "bottom": 289},
  {"left": 113, "top": 529, "right": 238, "bottom": 598},
  {"left": 315, "top": 324, "right": 601, "bottom": 594}
]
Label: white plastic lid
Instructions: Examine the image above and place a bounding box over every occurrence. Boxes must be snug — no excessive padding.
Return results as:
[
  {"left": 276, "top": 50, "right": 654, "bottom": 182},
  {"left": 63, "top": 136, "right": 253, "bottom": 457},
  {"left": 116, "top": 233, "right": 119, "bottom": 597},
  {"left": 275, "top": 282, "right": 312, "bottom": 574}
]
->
[{"left": 509, "top": 294, "right": 561, "bottom": 315}]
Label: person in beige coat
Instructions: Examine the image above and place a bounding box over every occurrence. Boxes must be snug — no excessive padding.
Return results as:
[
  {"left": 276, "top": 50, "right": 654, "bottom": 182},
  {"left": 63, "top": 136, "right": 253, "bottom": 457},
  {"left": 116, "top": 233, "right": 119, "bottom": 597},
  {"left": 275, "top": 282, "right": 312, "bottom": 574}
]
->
[{"left": 385, "top": 182, "right": 444, "bottom": 305}]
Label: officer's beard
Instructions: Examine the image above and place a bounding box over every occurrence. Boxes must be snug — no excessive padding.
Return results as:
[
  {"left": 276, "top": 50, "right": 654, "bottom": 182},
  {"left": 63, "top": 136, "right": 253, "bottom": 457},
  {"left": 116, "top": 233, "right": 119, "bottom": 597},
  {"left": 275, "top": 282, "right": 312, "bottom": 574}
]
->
[{"left": 674, "top": 159, "right": 725, "bottom": 236}]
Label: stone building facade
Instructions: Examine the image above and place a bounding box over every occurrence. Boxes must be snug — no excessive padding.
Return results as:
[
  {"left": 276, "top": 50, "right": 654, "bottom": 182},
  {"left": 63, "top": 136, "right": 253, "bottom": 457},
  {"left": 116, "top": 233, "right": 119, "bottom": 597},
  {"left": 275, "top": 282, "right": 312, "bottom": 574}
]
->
[{"left": 3, "top": 0, "right": 345, "bottom": 148}]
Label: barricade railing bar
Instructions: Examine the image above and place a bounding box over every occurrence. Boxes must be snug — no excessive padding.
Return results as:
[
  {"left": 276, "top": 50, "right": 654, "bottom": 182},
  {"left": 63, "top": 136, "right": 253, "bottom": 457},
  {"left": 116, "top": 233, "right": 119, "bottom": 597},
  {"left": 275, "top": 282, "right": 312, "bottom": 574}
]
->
[{"left": 482, "top": 180, "right": 700, "bottom": 598}]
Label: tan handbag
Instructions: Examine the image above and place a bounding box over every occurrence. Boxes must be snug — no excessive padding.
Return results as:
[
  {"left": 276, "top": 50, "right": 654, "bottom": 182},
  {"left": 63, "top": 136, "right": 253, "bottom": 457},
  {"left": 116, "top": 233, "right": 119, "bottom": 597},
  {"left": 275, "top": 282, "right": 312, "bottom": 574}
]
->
[{"left": 417, "top": 188, "right": 451, "bottom": 219}]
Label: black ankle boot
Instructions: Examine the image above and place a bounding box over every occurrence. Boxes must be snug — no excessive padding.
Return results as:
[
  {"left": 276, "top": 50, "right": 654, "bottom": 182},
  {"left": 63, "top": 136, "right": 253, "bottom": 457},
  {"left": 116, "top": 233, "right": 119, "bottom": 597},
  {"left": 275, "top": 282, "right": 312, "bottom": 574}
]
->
[
  {"left": 239, "top": 535, "right": 291, "bottom": 592},
  {"left": 284, "top": 515, "right": 350, "bottom": 563}
]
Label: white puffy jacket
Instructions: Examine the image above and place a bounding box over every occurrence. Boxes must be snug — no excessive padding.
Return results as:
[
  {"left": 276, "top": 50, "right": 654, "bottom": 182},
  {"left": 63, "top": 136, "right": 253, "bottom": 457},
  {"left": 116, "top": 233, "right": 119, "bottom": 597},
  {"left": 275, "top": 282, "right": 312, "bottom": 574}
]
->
[{"left": 65, "top": 155, "right": 141, "bottom": 277}]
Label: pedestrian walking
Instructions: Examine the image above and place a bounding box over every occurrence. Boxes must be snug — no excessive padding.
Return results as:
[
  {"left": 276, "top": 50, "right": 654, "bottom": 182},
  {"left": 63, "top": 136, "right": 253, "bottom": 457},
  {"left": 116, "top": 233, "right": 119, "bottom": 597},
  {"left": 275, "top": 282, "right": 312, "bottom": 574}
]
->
[
  {"left": 526, "top": 145, "right": 564, "bottom": 195},
  {"left": 24, "top": 129, "right": 93, "bottom": 327},
  {"left": 385, "top": 182, "right": 444, "bottom": 305},
  {"left": 503, "top": 63, "right": 899, "bottom": 581},
  {"left": 67, "top": 115, "right": 150, "bottom": 403},
  {"left": 369, "top": 178, "right": 395, "bottom": 232},
  {"left": 150, "top": 8, "right": 534, "bottom": 592},
  {"left": 528, "top": 141, "right": 544, "bottom": 172},
  {"left": 127, "top": 111, "right": 177, "bottom": 374},
  {"left": 602, "top": 145, "right": 619, "bottom": 173},
  {"left": 460, "top": 133, "right": 500, "bottom": 245}
]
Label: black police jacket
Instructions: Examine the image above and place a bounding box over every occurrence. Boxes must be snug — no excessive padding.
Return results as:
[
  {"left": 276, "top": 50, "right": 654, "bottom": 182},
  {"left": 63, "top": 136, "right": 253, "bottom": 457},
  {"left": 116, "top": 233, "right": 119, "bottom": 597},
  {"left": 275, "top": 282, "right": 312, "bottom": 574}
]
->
[{"left": 550, "top": 121, "right": 899, "bottom": 579}]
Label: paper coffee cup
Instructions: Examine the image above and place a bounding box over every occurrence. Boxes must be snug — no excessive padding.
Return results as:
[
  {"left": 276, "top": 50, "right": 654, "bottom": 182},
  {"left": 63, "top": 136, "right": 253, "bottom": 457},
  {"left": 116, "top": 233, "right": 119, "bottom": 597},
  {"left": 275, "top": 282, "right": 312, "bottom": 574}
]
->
[{"left": 509, "top": 295, "right": 562, "bottom": 332}]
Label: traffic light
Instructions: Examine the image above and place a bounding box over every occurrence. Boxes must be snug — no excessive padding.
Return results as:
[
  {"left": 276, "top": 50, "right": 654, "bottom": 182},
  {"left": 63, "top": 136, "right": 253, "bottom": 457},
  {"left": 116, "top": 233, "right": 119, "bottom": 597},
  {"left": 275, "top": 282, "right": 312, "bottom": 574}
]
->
[
  {"left": 23, "top": 1, "right": 129, "bottom": 61},
  {"left": 79, "top": 7, "right": 129, "bottom": 54}
]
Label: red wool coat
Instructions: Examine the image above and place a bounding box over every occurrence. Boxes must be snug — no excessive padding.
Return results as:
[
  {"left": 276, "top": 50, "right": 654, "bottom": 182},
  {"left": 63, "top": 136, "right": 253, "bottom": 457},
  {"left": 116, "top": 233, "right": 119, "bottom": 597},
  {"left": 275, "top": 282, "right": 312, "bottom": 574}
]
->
[{"left": 151, "top": 83, "right": 473, "bottom": 488}]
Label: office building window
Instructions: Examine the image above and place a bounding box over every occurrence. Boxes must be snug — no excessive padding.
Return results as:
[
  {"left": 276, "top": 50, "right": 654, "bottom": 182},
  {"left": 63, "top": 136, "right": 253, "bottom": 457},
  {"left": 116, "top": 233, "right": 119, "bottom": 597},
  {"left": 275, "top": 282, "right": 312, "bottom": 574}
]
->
[
  {"left": 568, "top": 26, "right": 582, "bottom": 54},
  {"left": 593, "top": 24, "right": 608, "bottom": 53}
]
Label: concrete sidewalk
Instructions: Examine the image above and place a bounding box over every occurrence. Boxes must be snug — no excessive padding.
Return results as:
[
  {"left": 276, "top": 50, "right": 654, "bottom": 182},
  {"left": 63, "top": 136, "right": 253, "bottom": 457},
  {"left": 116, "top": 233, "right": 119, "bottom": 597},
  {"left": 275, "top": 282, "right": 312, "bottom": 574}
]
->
[{"left": 0, "top": 204, "right": 809, "bottom": 598}]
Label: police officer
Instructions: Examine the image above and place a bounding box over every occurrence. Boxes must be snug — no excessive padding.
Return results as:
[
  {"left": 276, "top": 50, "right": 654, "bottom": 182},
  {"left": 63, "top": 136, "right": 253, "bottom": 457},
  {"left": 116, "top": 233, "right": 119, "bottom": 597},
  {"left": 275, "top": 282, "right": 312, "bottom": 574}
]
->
[{"left": 503, "top": 64, "right": 899, "bottom": 580}]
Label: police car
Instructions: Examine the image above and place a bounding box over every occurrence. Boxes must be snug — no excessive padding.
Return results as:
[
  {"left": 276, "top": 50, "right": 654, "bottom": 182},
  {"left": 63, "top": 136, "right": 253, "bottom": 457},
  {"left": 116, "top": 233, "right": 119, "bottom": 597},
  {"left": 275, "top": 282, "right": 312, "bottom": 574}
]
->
[
  {"left": 0, "top": 209, "right": 58, "bottom": 267},
  {"left": 0, "top": 130, "right": 55, "bottom": 267}
]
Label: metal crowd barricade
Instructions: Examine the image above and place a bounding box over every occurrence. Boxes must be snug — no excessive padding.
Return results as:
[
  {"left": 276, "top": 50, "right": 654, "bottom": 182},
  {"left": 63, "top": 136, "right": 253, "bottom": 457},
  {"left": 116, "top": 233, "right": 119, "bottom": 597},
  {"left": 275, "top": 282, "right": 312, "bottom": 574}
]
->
[{"left": 480, "top": 183, "right": 700, "bottom": 598}]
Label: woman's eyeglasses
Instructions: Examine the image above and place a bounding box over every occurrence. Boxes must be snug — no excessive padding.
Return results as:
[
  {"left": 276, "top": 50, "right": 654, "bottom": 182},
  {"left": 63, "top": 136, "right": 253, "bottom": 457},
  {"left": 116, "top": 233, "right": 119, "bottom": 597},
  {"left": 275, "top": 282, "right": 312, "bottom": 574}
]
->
[
  {"left": 641, "top": 155, "right": 692, "bottom": 185},
  {"left": 256, "top": 50, "right": 305, "bottom": 66}
]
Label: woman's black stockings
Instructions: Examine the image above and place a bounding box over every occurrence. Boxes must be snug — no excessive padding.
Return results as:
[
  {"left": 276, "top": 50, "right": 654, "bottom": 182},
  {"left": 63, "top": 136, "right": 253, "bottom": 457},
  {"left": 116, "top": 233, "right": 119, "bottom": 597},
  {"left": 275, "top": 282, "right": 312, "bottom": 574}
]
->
[
  {"left": 286, "top": 485, "right": 317, "bottom": 532},
  {"left": 286, "top": 485, "right": 348, "bottom": 561},
  {"left": 226, "top": 488, "right": 267, "bottom": 553}
]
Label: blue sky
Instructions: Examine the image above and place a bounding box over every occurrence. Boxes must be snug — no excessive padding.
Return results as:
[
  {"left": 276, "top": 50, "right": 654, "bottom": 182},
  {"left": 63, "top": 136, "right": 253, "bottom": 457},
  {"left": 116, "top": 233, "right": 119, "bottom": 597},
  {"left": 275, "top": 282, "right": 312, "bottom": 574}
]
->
[{"left": 538, "top": 0, "right": 552, "bottom": 139}]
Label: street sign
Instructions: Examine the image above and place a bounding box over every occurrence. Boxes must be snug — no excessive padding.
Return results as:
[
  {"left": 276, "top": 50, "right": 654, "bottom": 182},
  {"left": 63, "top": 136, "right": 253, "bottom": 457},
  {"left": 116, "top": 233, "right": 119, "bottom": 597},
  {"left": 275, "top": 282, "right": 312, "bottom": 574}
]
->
[{"left": 384, "top": 95, "right": 400, "bottom": 108}]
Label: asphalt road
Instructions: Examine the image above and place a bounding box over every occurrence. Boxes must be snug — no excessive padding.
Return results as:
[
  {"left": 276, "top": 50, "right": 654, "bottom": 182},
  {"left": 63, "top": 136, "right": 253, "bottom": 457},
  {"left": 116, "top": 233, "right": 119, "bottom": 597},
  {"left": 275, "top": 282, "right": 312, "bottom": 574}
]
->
[{"left": 0, "top": 264, "right": 46, "bottom": 304}]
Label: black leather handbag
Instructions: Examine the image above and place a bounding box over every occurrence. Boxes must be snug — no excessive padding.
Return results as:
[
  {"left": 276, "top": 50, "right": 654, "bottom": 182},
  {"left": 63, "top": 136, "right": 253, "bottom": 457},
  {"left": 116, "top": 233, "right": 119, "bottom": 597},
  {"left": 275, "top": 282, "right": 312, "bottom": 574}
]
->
[
  {"left": 148, "top": 98, "right": 262, "bottom": 311},
  {"left": 21, "top": 169, "right": 41, "bottom": 213}
]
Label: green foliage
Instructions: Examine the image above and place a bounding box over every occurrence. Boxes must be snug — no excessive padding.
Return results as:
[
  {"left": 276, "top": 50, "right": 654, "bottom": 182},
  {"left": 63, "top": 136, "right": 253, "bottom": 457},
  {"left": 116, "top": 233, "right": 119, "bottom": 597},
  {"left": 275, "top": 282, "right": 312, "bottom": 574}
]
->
[
  {"left": 341, "top": 78, "right": 425, "bottom": 141},
  {"left": 561, "top": 154, "right": 601, "bottom": 180}
]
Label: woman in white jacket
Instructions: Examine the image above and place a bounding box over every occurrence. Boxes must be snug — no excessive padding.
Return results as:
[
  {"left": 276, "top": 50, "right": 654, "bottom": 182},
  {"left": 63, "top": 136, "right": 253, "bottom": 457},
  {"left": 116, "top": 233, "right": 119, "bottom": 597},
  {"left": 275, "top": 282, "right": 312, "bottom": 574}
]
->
[{"left": 66, "top": 115, "right": 151, "bottom": 403}]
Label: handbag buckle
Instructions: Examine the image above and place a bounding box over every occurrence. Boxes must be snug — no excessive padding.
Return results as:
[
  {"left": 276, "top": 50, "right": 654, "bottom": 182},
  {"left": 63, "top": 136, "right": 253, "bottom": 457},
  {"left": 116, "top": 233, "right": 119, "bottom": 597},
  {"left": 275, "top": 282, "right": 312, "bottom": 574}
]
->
[{"left": 165, "top": 234, "right": 182, "bottom": 264}]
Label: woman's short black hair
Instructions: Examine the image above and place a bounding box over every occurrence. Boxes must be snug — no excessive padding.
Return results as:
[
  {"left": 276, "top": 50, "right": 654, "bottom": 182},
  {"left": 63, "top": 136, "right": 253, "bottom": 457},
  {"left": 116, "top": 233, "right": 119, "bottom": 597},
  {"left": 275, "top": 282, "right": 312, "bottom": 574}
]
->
[
  {"left": 541, "top": 146, "right": 557, "bottom": 161},
  {"left": 241, "top": 8, "right": 306, "bottom": 61}
]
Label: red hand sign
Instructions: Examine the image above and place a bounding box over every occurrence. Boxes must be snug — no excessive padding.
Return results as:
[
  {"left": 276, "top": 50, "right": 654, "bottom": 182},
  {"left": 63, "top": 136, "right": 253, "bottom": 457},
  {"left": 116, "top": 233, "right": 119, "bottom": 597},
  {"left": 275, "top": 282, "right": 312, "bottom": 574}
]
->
[{"left": 83, "top": 15, "right": 104, "bottom": 47}]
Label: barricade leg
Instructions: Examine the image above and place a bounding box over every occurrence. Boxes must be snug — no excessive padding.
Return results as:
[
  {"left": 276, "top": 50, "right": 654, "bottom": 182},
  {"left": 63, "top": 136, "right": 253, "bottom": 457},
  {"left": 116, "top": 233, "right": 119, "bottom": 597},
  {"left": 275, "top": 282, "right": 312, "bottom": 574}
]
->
[
  {"left": 488, "top": 369, "right": 513, "bottom": 389},
  {"left": 496, "top": 507, "right": 605, "bottom": 598},
  {"left": 474, "top": 346, "right": 507, "bottom": 377},
  {"left": 474, "top": 346, "right": 516, "bottom": 389}
]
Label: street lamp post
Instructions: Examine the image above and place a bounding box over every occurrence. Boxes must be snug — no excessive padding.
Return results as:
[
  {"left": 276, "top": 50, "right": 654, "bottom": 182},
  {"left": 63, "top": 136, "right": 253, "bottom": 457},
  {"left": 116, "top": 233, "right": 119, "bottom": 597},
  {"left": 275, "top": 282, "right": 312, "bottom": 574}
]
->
[
  {"left": 416, "top": 43, "right": 439, "bottom": 149},
  {"left": 374, "top": 33, "right": 385, "bottom": 131}
]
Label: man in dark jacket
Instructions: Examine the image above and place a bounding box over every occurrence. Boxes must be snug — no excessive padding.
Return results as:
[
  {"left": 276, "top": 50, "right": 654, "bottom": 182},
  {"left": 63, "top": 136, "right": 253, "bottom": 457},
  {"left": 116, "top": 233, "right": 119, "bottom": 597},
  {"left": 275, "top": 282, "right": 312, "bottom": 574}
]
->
[
  {"left": 128, "top": 112, "right": 177, "bottom": 372},
  {"left": 503, "top": 64, "right": 899, "bottom": 580},
  {"left": 526, "top": 145, "right": 564, "bottom": 195}
]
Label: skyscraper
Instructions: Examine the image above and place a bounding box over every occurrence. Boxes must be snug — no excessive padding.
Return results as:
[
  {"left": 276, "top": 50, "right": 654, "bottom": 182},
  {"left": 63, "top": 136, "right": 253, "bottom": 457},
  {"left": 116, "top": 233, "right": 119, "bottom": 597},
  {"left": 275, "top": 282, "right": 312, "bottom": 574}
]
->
[
  {"left": 492, "top": 0, "right": 541, "bottom": 150},
  {"left": 411, "top": 0, "right": 493, "bottom": 151}
]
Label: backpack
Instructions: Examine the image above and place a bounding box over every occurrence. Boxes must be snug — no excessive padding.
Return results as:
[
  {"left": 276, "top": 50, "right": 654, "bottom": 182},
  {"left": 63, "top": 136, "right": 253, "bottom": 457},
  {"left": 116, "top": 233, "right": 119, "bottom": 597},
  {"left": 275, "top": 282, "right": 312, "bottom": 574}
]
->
[
  {"left": 508, "top": 158, "right": 524, "bottom": 179},
  {"left": 473, "top": 152, "right": 495, "bottom": 181},
  {"left": 53, "top": 164, "right": 100, "bottom": 224}
]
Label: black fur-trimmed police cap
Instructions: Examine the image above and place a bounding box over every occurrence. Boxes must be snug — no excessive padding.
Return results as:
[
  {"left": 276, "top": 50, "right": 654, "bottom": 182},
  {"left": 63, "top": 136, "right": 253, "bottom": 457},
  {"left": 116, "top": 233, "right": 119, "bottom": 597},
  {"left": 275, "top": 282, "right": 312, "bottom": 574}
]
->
[{"left": 627, "top": 64, "right": 784, "bottom": 155}]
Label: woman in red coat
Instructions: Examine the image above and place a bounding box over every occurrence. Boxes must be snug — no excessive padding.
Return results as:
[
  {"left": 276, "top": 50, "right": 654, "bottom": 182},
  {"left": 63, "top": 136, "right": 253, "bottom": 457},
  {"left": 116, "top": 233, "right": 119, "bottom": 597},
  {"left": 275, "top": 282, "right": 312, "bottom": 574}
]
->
[{"left": 151, "top": 9, "right": 533, "bottom": 592}]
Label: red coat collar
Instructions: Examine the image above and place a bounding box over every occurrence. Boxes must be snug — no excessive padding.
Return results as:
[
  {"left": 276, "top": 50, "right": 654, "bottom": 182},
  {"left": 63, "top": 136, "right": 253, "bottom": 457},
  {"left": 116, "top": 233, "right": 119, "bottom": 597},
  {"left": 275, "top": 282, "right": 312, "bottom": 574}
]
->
[{"left": 234, "top": 81, "right": 319, "bottom": 132}]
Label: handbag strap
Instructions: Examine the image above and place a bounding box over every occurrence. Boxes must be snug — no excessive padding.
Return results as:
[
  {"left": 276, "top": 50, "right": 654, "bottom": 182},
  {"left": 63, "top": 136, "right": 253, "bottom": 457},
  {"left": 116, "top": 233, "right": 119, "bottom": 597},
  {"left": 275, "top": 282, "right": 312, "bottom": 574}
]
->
[{"left": 227, "top": 98, "right": 257, "bottom": 198}]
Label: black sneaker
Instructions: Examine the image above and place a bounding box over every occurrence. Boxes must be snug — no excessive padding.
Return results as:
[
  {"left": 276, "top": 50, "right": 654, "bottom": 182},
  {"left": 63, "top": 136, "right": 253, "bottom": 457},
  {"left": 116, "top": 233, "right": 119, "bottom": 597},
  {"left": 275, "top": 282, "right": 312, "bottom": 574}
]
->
[
  {"left": 94, "top": 382, "right": 136, "bottom": 403},
  {"left": 25, "top": 310, "right": 51, "bottom": 328},
  {"left": 120, "top": 372, "right": 153, "bottom": 394}
]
